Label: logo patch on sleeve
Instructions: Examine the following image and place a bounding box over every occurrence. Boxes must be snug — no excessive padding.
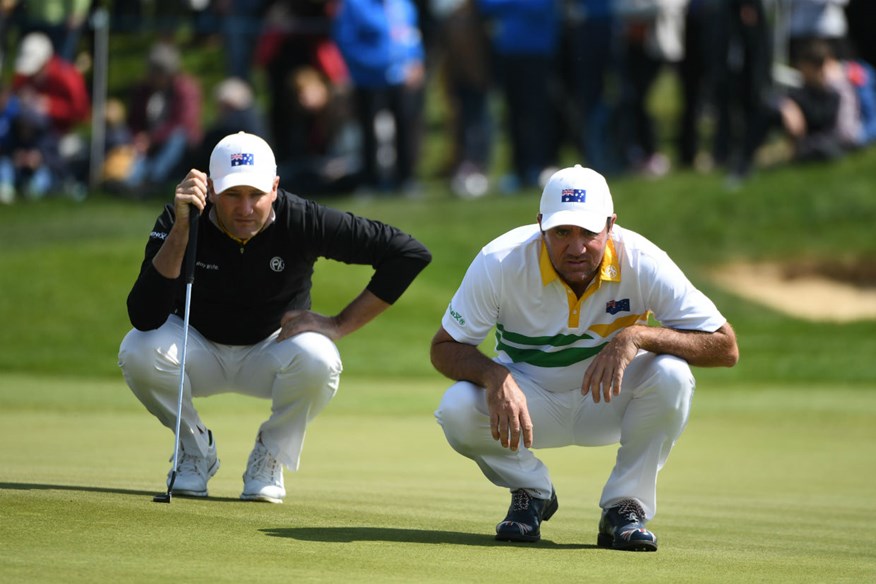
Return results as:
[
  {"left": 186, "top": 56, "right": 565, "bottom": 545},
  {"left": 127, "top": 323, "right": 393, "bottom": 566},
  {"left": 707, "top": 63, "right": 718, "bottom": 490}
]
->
[
  {"left": 449, "top": 303, "right": 466, "bottom": 326},
  {"left": 606, "top": 298, "right": 630, "bottom": 315}
]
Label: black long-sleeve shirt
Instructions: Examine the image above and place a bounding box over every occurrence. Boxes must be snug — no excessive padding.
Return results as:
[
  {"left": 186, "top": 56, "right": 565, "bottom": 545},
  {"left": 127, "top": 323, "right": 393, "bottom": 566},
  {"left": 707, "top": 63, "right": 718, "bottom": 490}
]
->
[{"left": 127, "top": 189, "right": 432, "bottom": 345}]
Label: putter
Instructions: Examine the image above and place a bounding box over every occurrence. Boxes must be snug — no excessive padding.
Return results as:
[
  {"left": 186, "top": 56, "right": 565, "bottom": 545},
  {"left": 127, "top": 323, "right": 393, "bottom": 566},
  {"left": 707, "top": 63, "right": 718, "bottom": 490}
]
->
[{"left": 153, "top": 207, "right": 199, "bottom": 504}]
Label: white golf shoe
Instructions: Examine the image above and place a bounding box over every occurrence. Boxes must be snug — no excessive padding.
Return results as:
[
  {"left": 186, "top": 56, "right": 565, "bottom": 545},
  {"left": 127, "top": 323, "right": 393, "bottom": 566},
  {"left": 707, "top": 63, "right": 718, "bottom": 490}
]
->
[
  {"left": 167, "top": 430, "right": 219, "bottom": 497},
  {"left": 240, "top": 438, "right": 285, "bottom": 504}
]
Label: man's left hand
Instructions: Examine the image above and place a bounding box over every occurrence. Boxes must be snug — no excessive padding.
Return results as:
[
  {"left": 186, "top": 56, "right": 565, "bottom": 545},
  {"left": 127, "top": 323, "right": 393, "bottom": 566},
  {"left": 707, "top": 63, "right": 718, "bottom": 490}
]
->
[
  {"left": 278, "top": 310, "right": 340, "bottom": 342},
  {"left": 581, "top": 327, "right": 640, "bottom": 403}
]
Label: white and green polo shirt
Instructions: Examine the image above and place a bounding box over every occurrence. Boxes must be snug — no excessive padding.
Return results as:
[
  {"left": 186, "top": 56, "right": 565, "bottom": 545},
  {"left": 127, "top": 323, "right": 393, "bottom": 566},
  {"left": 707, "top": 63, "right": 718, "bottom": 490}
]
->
[{"left": 442, "top": 224, "right": 727, "bottom": 392}]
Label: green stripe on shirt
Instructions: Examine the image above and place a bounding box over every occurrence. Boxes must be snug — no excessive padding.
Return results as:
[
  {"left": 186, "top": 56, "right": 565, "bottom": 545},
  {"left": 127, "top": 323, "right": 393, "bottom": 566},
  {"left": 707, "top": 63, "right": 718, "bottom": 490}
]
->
[
  {"left": 496, "top": 339, "right": 607, "bottom": 367},
  {"left": 496, "top": 323, "right": 593, "bottom": 347}
]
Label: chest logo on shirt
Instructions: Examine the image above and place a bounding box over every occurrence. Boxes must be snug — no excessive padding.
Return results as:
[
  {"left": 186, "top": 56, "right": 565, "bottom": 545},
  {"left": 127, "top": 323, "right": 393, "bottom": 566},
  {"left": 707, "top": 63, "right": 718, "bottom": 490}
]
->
[
  {"left": 606, "top": 298, "right": 630, "bottom": 315},
  {"left": 269, "top": 257, "right": 285, "bottom": 272}
]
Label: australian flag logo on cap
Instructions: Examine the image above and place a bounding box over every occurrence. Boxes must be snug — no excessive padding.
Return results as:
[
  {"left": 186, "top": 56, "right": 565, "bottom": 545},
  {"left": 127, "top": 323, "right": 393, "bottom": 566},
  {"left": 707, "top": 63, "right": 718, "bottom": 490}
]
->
[
  {"left": 230, "top": 152, "right": 255, "bottom": 167},
  {"left": 561, "top": 188, "right": 586, "bottom": 203}
]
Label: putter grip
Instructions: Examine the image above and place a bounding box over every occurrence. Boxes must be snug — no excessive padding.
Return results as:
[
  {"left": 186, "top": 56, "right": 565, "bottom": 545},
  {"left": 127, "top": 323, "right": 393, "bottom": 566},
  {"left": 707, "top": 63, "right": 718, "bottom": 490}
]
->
[{"left": 184, "top": 205, "right": 199, "bottom": 284}]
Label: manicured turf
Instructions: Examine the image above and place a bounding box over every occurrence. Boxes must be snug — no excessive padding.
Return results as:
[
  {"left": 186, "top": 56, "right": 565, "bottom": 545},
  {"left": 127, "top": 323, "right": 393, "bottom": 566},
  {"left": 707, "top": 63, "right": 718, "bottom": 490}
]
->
[
  {"left": 1, "top": 98, "right": 874, "bottom": 583},
  {"left": 1, "top": 374, "right": 874, "bottom": 583}
]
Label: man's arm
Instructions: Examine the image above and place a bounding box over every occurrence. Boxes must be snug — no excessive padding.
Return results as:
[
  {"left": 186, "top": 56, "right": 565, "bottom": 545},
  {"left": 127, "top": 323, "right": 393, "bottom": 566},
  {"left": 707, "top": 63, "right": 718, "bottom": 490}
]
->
[
  {"left": 582, "top": 322, "right": 739, "bottom": 403},
  {"left": 431, "top": 327, "right": 533, "bottom": 451},
  {"left": 150, "top": 170, "right": 207, "bottom": 279},
  {"left": 126, "top": 170, "right": 208, "bottom": 330},
  {"left": 277, "top": 289, "right": 390, "bottom": 342}
]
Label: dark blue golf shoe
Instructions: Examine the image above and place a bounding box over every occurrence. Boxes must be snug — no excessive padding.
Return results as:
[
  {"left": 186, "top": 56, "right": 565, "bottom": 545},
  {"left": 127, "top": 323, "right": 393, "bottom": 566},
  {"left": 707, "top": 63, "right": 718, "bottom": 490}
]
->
[
  {"left": 495, "top": 488, "right": 558, "bottom": 542},
  {"left": 597, "top": 499, "right": 658, "bottom": 551}
]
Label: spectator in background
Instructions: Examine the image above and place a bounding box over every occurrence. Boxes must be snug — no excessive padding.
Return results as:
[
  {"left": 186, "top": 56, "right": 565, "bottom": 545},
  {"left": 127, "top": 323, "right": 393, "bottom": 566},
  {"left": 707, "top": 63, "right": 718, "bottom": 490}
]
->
[
  {"left": 712, "top": 0, "right": 772, "bottom": 182},
  {"left": 100, "top": 97, "right": 135, "bottom": 187},
  {"left": 12, "top": 32, "right": 89, "bottom": 142},
  {"left": 777, "top": 39, "right": 843, "bottom": 162},
  {"left": 676, "top": 0, "right": 722, "bottom": 171},
  {"left": 16, "top": 0, "right": 92, "bottom": 63},
  {"left": 614, "top": 0, "right": 686, "bottom": 178},
  {"left": 259, "top": 2, "right": 346, "bottom": 159},
  {"left": 0, "top": 85, "right": 20, "bottom": 204},
  {"left": 837, "top": 57, "right": 876, "bottom": 146},
  {"left": 333, "top": 0, "right": 426, "bottom": 195},
  {"left": 477, "top": 0, "right": 561, "bottom": 192},
  {"left": 788, "top": 0, "right": 850, "bottom": 62},
  {"left": 259, "top": 0, "right": 359, "bottom": 195},
  {"left": 431, "top": 0, "right": 493, "bottom": 198},
  {"left": 122, "top": 41, "right": 202, "bottom": 197},
  {"left": 195, "top": 77, "right": 267, "bottom": 171},
  {"left": 562, "top": 0, "right": 617, "bottom": 175},
  {"left": 216, "top": 0, "right": 273, "bottom": 82},
  {"left": 8, "top": 32, "right": 89, "bottom": 200}
]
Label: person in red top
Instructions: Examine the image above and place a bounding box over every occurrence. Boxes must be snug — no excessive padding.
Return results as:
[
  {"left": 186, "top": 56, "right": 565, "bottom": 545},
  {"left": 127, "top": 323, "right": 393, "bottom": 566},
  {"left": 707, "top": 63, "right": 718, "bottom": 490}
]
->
[
  {"left": 120, "top": 41, "right": 203, "bottom": 197},
  {"left": 6, "top": 32, "right": 89, "bottom": 200}
]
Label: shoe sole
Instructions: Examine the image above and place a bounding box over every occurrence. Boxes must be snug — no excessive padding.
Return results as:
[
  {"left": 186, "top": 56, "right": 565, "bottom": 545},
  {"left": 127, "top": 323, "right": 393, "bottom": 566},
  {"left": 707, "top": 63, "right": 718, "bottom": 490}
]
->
[
  {"left": 170, "top": 489, "right": 209, "bottom": 497},
  {"left": 239, "top": 493, "right": 284, "bottom": 504},
  {"left": 495, "top": 493, "right": 559, "bottom": 543},
  {"left": 597, "top": 532, "right": 658, "bottom": 552}
]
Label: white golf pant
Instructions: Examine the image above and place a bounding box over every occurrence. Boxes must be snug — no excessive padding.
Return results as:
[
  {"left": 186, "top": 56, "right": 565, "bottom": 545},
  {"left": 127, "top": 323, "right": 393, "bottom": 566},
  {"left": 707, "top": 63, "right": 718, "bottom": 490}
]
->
[
  {"left": 118, "top": 315, "right": 342, "bottom": 470},
  {"left": 435, "top": 352, "right": 694, "bottom": 520}
]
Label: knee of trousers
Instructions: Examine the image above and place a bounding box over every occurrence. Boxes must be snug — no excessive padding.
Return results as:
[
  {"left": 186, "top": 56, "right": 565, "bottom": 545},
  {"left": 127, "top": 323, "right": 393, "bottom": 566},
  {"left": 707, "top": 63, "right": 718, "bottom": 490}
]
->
[
  {"left": 435, "top": 381, "right": 487, "bottom": 454},
  {"left": 118, "top": 327, "right": 181, "bottom": 398},
  {"left": 646, "top": 354, "right": 695, "bottom": 412},
  {"left": 274, "top": 332, "right": 343, "bottom": 397}
]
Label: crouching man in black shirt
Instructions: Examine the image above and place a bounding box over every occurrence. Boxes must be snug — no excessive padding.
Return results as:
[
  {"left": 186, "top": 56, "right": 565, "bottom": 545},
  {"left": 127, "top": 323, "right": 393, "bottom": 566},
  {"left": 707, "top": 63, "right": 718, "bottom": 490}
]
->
[{"left": 119, "top": 132, "right": 431, "bottom": 502}]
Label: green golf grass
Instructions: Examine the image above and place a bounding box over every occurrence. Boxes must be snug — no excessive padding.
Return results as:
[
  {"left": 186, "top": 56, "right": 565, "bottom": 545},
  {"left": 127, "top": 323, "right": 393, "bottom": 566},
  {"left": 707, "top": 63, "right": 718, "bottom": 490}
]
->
[
  {"left": 1, "top": 375, "right": 874, "bottom": 583},
  {"left": 1, "top": 89, "right": 875, "bottom": 582}
]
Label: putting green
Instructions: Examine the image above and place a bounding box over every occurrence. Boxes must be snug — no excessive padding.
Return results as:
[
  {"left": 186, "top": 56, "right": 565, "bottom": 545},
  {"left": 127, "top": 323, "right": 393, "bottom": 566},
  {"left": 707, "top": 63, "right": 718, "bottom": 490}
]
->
[{"left": 1, "top": 375, "right": 874, "bottom": 583}]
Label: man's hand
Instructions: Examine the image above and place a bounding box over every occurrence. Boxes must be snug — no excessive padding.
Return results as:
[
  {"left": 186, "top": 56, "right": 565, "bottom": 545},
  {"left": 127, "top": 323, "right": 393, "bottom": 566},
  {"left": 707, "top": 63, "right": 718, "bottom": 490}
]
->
[
  {"left": 278, "top": 310, "right": 341, "bottom": 342},
  {"left": 174, "top": 169, "right": 208, "bottom": 224},
  {"left": 486, "top": 374, "right": 533, "bottom": 451},
  {"left": 582, "top": 327, "right": 640, "bottom": 403}
]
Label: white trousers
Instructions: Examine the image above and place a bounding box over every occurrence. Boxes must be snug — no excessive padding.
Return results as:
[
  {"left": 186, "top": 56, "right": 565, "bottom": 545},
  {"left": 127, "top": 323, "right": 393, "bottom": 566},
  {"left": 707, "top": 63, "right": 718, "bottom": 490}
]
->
[
  {"left": 435, "top": 352, "right": 694, "bottom": 520},
  {"left": 118, "top": 315, "right": 342, "bottom": 470}
]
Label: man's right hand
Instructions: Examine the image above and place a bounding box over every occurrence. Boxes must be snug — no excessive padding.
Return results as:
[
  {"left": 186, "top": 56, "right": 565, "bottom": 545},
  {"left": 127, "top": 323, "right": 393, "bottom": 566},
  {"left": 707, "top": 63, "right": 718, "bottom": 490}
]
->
[
  {"left": 174, "top": 169, "right": 208, "bottom": 225},
  {"left": 486, "top": 374, "right": 533, "bottom": 452}
]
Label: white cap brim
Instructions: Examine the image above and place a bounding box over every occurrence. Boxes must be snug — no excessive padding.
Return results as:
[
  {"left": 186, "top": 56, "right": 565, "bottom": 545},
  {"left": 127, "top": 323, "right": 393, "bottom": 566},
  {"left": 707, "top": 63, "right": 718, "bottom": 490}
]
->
[
  {"left": 540, "top": 209, "right": 608, "bottom": 233},
  {"left": 211, "top": 172, "right": 275, "bottom": 195}
]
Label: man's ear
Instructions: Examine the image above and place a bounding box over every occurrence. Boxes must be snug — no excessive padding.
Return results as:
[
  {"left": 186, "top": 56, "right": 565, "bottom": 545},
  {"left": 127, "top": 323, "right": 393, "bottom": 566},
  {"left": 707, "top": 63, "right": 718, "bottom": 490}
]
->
[{"left": 207, "top": 179, "right": 216, "bottom": 203}]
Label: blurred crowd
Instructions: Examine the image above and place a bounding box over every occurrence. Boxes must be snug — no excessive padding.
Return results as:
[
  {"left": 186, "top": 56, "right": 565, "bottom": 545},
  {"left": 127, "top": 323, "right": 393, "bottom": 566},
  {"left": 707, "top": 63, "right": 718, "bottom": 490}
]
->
[{"left": 0, "top": 0, "right": 874, "bottom": 204}]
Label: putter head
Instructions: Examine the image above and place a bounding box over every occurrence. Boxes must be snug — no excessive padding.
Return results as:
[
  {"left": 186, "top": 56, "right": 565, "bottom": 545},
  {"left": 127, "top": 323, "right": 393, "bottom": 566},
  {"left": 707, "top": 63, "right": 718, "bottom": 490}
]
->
[
  {"left": 154, "top": 470, "right": 177, "bottom": 503},
  {"left": 152, "top": 491, "right": 172, "bottom": 503}
]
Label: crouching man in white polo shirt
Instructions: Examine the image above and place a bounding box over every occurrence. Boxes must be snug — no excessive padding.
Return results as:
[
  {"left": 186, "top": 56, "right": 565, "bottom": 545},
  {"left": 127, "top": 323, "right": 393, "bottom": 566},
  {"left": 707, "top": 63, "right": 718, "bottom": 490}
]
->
[{"left": 431, "top": 165, "right": 738, "bottom": 550}]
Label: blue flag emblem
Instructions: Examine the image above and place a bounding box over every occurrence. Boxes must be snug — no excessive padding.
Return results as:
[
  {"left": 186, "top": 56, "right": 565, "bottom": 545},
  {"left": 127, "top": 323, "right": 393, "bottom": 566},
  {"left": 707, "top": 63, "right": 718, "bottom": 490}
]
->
[
  {"left": 230, "top": 152, "right": 255, "bottom": 167},
  {"left": 606, "top": 299, "right": 630, "bottom": 315},
  {"left": 561, "top": 188, "right": 586, "bottom": 203}
]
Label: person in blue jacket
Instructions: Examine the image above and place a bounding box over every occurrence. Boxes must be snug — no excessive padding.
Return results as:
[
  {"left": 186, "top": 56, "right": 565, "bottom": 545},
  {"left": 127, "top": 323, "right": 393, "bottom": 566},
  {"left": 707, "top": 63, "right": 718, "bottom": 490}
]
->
[
  {"left": 477, "top": 0, "right": 561, "bottom": 191},
  {"left": 333, "top": 0, "right": 426, "bottom": 194}
]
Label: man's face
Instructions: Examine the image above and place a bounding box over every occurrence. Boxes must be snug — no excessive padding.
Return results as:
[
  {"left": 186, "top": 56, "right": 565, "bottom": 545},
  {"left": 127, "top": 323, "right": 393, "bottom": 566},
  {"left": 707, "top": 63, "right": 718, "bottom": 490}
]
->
[
  {"left": 539, "top": 216, "right": 616, "bottom": 294},
  {"left": 209, "top": 179, "right": 278, "bottom": 241}
]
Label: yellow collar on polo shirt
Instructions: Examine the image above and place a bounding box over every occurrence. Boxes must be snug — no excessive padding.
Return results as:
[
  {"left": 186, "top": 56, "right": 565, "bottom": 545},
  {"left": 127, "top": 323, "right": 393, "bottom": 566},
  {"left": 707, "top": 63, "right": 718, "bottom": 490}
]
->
[{"left": 539, "top": 237, "right": 621, "bottom": 288}]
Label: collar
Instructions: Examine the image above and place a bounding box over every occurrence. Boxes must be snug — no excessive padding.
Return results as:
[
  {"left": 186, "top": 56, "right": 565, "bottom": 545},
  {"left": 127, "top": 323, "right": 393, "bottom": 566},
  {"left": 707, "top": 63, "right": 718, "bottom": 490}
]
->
[{"left": 539, "top": 237, "right": 621, "bottom": 288}]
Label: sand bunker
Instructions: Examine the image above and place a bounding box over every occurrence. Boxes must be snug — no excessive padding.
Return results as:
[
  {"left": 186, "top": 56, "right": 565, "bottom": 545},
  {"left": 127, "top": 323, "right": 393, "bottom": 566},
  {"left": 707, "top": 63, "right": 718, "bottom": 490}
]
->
[{"left": 711, "top": 260, "right": 876, "bottom": 323}]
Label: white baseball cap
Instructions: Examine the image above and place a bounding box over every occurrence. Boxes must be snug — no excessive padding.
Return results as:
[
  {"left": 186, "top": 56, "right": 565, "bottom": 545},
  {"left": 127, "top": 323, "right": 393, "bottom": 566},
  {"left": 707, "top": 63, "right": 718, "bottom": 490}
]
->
[
  {"left": 15, "top": 32, "right": 53, "bottom": 76},
  {"left": 539, "top": 165, "right": 614, "bottom": 233},
  {"left": 209, "top": 132, "right": 277, "bottom": 194}
]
